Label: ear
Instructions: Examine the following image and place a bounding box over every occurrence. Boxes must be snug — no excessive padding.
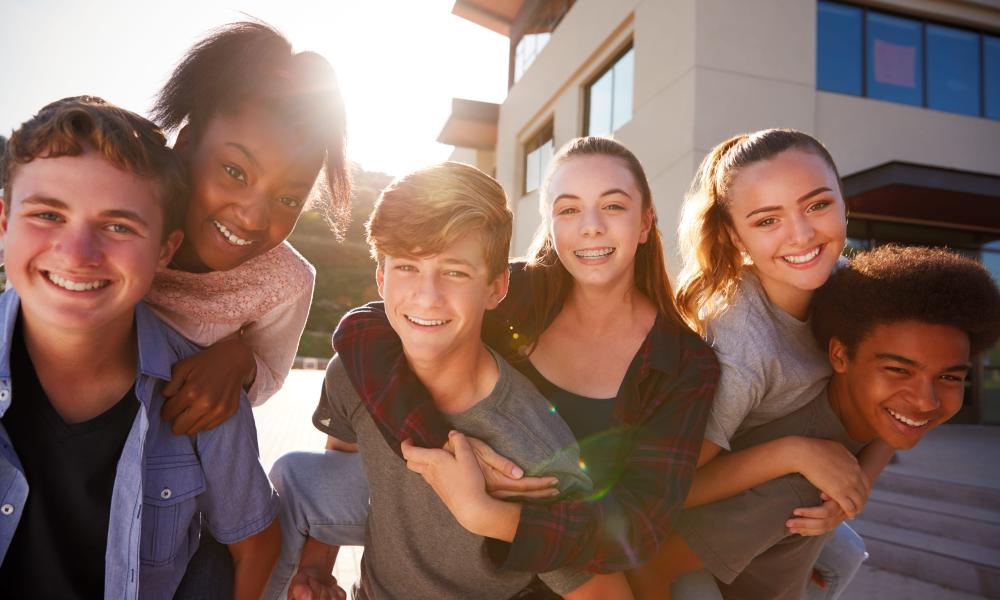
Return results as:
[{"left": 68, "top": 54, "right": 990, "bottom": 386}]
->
[
  {"left": 725, "top": 224, "right": 747, "bottom": 254},
  {"left": 639, "top": 206, "right": 654, "bottom": 244},
  {"left": 485, "top": 267, "right": 510, "bottom": 310},
  {"left": 828, "top": 337, "right": 849, "bottom": 374},
  {"left": 375, "top": 262, "right": 386, "bottom": 300},
  {"left": 156, "top": 230, "right": 184, "bottom": 271},
  {"left": 173, "top": 124, "right": 194, "bottom": 159}
]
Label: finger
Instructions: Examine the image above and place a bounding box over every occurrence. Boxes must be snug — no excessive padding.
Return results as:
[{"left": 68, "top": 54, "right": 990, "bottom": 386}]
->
[
  {"left": 160, "top": 389, "right": 195, "bottom": 422},
  {"left": 820, "top": 492, "right": 832, "bottom": 501},
  {"left": 162, "top": 360, "right": 193, "bottom": 397},
  {"left": 183, "top": 411, "right": 218, "bottom": 436},
  {"left": 489, "top": 473, "right": 558, "bottom": 493},
  {"left": 491, "top": 488, "right": 561, "bottom": 500},
  {"left": 786, "top": 519, "right": 833, "bottom": 537},
  {"left": 170, "top": 404, "right": 203, "bottom": 436},
  {"left": 401, "top": 439, "right": 442, "bottom": 463},
  {"left": 792, "top": 505, "right": 837, "bottom": 519},
  {"left": 405, "top": 459, "right": 427, "bottom": 475},
  {"left": 449, "top": 431, "right": 476, "bottom": 465},
  {"left": 469, "top": 437, "right": 523, "bottom": 479}
]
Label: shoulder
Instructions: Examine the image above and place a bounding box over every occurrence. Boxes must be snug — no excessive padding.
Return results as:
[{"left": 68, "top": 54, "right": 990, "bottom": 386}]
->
[
  {"left": 706, "top": 276, "right": 778, "bottom": 360},
  {"left": 323, "top": 355, "right": 362, "bottom": 408},
  {"left": 257, "top": 242, "right": 316, "bottom": 295},
  {"left": 646, "top": 312, "right": 719, "bottom": 378}
]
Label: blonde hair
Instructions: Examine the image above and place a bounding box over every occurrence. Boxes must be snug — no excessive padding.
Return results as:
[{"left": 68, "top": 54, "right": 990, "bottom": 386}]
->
[
  {"left": 522, "top": 136, "right": 682, "bottom": 349},
  {"left": 366, "top": 161, "right": 512, "bottom": 279},
  {"left": 675, "top": 129, "right": 843, "bottom": 335}
]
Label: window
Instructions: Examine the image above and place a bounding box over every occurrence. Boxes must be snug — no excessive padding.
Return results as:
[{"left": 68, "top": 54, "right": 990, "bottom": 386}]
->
[
  {"left": 927, "top": 24, "right": 980, "bottom": 116},
  {"left": 817, "top": 1, "right": 863, "bottom": 95},
  {"left": 510, "top": 0, "right": 575, "bottom": 84},
  {"left": 515, "top": 33, "right": 551, "bottom": 83},
  {"left": 817, "top": 1, "right": 1000, "bottom": 120},
  {"left": 867, "top": 12, "right": 923, "bottom": 106},
  {"left": 585, "top": 46, "right": 635, "bottom": 136},
  {"left": 524, "top": 123, "right": 554, "bottom": 195},
  {"left": 985, "top": 35, "right": 1000, "bottom": 119}
]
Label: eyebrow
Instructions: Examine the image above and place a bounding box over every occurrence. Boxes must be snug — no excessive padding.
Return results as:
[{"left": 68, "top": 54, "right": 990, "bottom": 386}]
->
[
  {"left": 553, "top": 188, "right": 634, "bottom": 204},
  {"left": 20, "top": 195, "right": 68, "bottom": 209},
  {"left": 744, "top": 187, "right": 834, "bottom": 219},
  {"left": 875, "top": 353, "right": 971, "bottom": 373},
  {"left": 441, "top": 257, "right": 477, "bottom": 268}
]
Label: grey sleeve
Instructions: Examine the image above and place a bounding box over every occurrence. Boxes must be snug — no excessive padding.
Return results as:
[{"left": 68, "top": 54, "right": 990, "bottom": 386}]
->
[
  {"left": 703, "top": 326, "right": 766, "bottom": 451},
  {"left": 538, "top": 567, "right": 594, "bottom": 595},
  {"left": 311, "top": 355, "right": 360, "bottom": 443}
]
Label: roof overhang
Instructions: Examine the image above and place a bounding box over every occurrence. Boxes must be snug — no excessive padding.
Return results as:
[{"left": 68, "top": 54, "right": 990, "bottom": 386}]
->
[
  {"left": 843, "top": 162, "right": 1000, "bottom": 232},
  {"left": 437, "top": 98, "right": 500, "bottom": 149},
  {"left": 451, "top": 0, "right": 525, "bottom": 36}
]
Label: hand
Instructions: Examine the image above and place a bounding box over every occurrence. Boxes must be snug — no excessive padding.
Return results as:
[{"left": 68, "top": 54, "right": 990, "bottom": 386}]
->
[
  {"left": 786, "top": 493, "right": 847, "bottom": 536},
  {"left": 402, "top": 431, "right": 520, "bottom": 540},
  {"left": 287, "top": 566, "right": 346, "bottom": 600},
  {"left": 796, "top": 439, "right": 871, "bottom": 519},
  {"left": 443, "top": 436, "right": 559, "bottom": 500},
  {"left": 161, "top": 338, "right": 255, "bottom": 435}
]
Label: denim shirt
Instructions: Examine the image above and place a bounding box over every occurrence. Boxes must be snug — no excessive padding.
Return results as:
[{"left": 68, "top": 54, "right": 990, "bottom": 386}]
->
[{"left": 0, "top": 290, "right": 279, "bottom": 599}]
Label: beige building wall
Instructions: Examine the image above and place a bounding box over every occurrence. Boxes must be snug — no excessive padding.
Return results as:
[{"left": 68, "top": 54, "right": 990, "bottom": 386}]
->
[{"left": 491, "top": 0, "right": 1000, "bottom": 273}]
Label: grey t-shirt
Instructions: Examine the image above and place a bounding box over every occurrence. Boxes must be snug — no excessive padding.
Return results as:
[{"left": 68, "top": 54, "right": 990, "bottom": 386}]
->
[
  {"left": 316, "top": 351, "right": 593, "bottom": 600},
  {"left": 703, "top": 270, "right": 831, "bottom": 449}
]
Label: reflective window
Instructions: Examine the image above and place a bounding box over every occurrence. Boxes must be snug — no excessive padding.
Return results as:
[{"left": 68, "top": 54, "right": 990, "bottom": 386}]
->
[
  {"left": 927, "top": 24, "right": 981, "bottom": 116},
  {"left": 986, "top": 35, "right": 1000, "bottom": 119},
  {"left": 524, "top": 123, "right": 554, "bottom": 195},
  {"left": 515, "top": 33, "right": 551, "bottom": 83},
  {"left": 867, "top": 12, "right": 923, "bottom": 106},
  {"left": 586, "top": 46, "right": 635, "bottom": 137},
  {"left": 817, "top": 1, "right": 863, "bottom": 95}
]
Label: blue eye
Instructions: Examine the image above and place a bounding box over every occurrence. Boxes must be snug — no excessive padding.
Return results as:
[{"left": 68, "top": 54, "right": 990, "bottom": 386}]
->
[{"left": 107, "top": 223, "right": 135, "bottom": 235}]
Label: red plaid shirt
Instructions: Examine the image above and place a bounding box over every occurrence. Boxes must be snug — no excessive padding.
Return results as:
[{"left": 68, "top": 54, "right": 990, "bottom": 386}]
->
[{"left": 330, "top": 262, "right": 719, "bottom": 573}]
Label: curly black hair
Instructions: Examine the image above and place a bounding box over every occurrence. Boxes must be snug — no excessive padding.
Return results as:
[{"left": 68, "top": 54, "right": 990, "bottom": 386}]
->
[{"left": 811, "top": 244, "right": 1000, "bottom": 357}]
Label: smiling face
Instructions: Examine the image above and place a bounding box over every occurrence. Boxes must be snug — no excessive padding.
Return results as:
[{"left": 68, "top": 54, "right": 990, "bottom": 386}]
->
[
  {"left": 1, "top": 150, "right": 181, "bottom": 336},
  {"left": 546, "top": 155, "right": 652, "bottom": 291},
  {"left": 376, "top": 231, "right": 508, "bottom": 367},
  {"left": 171, "top": 103, "right": 325, "bottom": 272},
  {"left": 726, "top": 149, "right": 846, "bottom": 314},
  {"left": 830, "top": 321, "right": 970, "bottom": 450}
]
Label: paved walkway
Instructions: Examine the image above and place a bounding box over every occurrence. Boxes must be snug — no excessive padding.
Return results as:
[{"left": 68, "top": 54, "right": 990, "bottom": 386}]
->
[{"left": 255, "top": 370, "right": 998, "bottom": 599}]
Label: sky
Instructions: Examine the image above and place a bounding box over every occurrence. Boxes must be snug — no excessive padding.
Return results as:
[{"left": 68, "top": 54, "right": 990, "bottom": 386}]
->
[{"left": 0, "top": 0, "right": 509, "bottom": 176}]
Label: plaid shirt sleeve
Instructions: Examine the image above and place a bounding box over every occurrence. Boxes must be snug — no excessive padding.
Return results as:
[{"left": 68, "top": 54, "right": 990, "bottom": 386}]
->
[{"left": 496, "top": 333, "right": 719, "bottom": 573}]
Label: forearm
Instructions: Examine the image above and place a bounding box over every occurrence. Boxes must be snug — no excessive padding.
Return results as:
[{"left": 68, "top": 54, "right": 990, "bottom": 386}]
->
[
  {"left": 467, "top": 498, "right": 522, "bottom": 542},
  {"left": 298, "top": 535, "right": 341, "bottom": 575},
  {"left": 859, "top": 438, "right": 894, "bottom": 484},
  {"left": 685, "top": 436, "right": 808, "bottom": 508},
  {"left": 229, "top": 519, "right": 281, "bottom": 600}
]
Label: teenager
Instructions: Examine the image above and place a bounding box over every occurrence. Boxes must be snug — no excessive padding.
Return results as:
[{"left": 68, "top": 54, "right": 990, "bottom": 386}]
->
[
  {"left": 146, "top": 21, "right": 350, "bottom": 432},
  {"left": 660, "top": 244, "right": 1000, "bottom": 599},
  {"left": 0, "top": 96, "right": 278, "bottom": 599},
  {"left": 271, "top": 161, "right": 631, "bottom": 599}
]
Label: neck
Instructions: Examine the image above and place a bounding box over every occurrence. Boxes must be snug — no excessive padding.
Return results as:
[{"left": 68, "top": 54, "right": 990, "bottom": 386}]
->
[
  {"left": 406, "top": 341, "right": 499, "bottom": 415},
  {"left": 561, "top": 275, "right": 645, "bottom": 333},
  {"left": 752, "top": 268, "right": 813, "bottom": 321},
  {"left": 170, "top": 239, "right": 210, "bottom": 273},
  {"left": 827, "top": 375, "right": 876, "bottom": 444}
]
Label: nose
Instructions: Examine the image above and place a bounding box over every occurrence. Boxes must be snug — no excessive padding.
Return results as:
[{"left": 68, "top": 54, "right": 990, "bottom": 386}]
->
[
  {"left": 414, "top": 271, "right": 444, "bottom": 307},
  {"left": 910, "top": 376, "right": 942, "bottom": 414},
  {"left": 789, "top": 212, "right": 816, "bottom": 246},
  {"left": 233, "top": 192, "right": 270, "bottom": 232},
  {"left": 579, "top": 206, "right": 605, "bottom": 238},
  {"left": 56, "top": 226, "right": 103, "bottom": 266}
]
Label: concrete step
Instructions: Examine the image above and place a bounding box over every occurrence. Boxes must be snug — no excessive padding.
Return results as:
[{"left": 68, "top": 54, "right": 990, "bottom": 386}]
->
[
  {"left": 852, "top": 519, "right": 1000, "bottom": 597},
  {"left": 863, "top": 488, "right": 1000, "bottom": 550},
  {"left": 874, "top": 469, "right": 1000, "bottom": 511}
]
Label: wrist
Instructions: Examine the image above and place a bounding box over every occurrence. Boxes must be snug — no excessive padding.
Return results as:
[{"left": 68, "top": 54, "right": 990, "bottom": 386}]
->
[{"left": 467, "top": 498, "right": 521, "bottom": 542}]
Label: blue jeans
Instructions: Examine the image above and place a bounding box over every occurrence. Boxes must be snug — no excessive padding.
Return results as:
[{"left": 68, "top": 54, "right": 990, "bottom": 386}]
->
[
  {"left": 263, "top": 450, "right": 370, "bottom": 600},
  {"left": 673, "top": 524, "right": 867, "bottom": 599}
]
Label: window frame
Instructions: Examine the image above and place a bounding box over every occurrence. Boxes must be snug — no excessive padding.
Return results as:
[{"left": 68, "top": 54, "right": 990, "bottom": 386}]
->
[
  {"left": 583, "top": 43, "right": 635, "bottom": 137},
  {"left": 523, "top": 121, "right": 555, "bottom": 196}
]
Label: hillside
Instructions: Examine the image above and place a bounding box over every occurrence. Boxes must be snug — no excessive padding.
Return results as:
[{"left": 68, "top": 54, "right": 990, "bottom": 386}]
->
[{"left": 288, "top": 167, "right": 393, "bottom": 358}]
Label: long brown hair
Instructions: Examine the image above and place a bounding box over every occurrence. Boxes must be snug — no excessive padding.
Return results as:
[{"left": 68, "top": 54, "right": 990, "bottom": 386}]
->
[
  {"left": 521, "top": 136, "right": 682, "bottom": 350},
  {"left": 674, "top": 129, "right": 843, "bottom": 335}
]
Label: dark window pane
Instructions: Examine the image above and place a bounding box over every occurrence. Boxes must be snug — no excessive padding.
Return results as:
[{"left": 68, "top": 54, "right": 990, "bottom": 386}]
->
[
  {"left": 927, "top": 24, "right": 981, "bottom": 116},
  {"left": 867, "top": 11, "right": 923, "bottom": 106},
  {"left": 587, "top": 69, "right": 613, "bottom": 136},
  {"left": 817, "top": 1, "right": 863, "bottom": 95},
  {"left": 986, "top": 35, "right": 1000, "bottom": 119}
]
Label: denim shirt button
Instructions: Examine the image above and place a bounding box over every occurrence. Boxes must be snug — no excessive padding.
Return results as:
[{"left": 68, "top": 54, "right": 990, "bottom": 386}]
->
[
  {"left": 160, "top": 488, "right": 172, "bottom": 500},
  {"left": 1, "top": 503, "right": 14, "bottom": 515},
  {"left": 0, "top": 389, "right": 9, "bottom": 402}
]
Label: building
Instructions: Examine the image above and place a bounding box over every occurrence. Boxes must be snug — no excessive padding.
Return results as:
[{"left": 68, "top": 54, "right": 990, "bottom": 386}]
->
[{"left": 439, "top": 0, "right": 1000, "bottom": 424}]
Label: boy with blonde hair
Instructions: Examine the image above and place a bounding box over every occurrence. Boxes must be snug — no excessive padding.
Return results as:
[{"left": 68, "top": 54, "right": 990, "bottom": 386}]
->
[{"left": 268, "top": 162, "right": 616, "bottom": 599}]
